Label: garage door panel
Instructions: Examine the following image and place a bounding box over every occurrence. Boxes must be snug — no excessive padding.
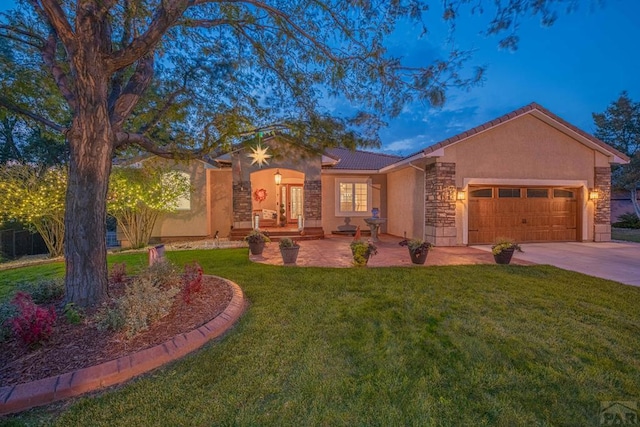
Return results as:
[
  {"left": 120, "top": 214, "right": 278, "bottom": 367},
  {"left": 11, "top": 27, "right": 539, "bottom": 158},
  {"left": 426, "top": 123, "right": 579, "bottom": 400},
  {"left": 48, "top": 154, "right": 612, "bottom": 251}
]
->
[{"left": 468, "top": 186, "right": 578, "bottom": 244}]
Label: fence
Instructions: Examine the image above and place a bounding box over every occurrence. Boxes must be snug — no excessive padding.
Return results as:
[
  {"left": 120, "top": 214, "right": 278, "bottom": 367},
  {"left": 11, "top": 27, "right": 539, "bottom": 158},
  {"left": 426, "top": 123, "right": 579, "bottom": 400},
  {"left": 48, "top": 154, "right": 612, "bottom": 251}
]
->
[
  {"left": 0, "top": 229, "right": 49, "bottom": 259},
  {"left": 106, "top": 231, "right": 120, "bottom": 248}
]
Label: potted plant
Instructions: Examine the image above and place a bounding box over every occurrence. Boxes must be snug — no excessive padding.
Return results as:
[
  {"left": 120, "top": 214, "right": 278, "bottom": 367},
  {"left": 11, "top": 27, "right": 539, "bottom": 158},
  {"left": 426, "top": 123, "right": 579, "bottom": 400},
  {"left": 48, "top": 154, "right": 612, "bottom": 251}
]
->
[
  {"left": 399, "top": 238, "right": 432, "bottom": 264},
  {"left": 279, "top": 238, "right": 300, "bottom": 265},
  {"left": 350, "top": 239, "right": 377, "bottom": 267},
  {"left": 244, "top": 230, "right": 271, "bottom": 255},
  {"left": 491, "top": 238, "right": 523, "bottom": 264}
]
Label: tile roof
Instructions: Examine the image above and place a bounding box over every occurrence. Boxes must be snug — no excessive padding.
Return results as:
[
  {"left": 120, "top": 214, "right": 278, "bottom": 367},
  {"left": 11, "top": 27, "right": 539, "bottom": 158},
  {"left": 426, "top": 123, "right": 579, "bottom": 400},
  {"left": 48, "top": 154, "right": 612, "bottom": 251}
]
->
[
  {"left": 420, "top": 102, "right": 630, "bottom": 162},
  {"left": 324, "top": 147, "right": 402, "bottom": 170}
]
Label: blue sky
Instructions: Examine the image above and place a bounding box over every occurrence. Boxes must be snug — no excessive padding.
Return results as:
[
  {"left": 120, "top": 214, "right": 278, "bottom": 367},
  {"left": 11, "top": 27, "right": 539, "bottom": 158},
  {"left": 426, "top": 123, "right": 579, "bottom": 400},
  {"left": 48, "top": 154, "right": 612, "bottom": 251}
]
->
[
  {"left": 377, "top": 0, "right": 640, "bottom": 155},
  {"left": 1, "top": 1, "right": 639, "bottom": 156}
]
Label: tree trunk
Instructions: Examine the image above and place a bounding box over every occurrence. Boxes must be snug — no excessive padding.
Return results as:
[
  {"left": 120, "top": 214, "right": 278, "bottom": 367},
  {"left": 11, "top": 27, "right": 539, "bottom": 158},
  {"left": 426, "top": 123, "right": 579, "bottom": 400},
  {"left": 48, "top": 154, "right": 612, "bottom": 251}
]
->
[{"left": 64, "top": 117, "right": 113, "bottom": 308}]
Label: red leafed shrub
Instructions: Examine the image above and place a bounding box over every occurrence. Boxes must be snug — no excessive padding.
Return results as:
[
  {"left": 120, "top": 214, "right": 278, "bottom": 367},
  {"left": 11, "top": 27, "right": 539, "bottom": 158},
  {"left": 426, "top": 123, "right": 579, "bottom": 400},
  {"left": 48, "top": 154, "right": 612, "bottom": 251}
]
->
[
  {"left": 9, "top": 291, "right": 57, "bottom": 346},
  {"left": 109, "top": 262, "right": 127, "bottom": 285},
  {"left": 182, "top": 262, "right": 203, "bottom": 304}
]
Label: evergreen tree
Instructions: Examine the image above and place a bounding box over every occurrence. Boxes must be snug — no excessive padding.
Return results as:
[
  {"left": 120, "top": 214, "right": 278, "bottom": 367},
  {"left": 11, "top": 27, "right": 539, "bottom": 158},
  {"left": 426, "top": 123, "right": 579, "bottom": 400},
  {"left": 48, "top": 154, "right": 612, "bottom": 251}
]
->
[{"left": 593, "top": 92, "right": 640, "bottom": 219}]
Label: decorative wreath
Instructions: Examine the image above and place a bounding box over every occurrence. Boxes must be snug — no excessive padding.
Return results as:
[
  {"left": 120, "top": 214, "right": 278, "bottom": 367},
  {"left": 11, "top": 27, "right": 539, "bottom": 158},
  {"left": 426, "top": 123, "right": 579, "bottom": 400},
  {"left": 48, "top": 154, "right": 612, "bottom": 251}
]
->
[{"left": 253, "top": 188, "right": 268, "bottom": 203}]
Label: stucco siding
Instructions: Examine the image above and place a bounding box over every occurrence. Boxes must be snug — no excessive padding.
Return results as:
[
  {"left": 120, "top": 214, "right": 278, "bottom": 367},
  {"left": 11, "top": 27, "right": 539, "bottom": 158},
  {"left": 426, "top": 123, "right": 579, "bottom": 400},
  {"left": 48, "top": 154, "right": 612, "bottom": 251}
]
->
[
  {"left": 321, "top": 173, "right": 386, "bottom": 233},
  {"left": 209, "top": 170, "right": 233, "bottom": 238},
  {"left": 444, "top": 114, "right": 598, "bottom": 186},
  {"left": 151, "top": 160, "right": 210, "bottom": 239},
  {"left": 386, "top": 167, "right": 424, "bottom": 239},
  {"left": 441, "top": 114, "right": 608, "bottom": 244}
]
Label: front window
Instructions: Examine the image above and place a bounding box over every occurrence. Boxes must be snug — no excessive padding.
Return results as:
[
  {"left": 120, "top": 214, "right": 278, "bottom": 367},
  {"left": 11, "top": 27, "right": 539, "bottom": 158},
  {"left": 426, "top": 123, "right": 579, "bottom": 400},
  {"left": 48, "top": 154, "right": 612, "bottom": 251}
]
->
[{"left": 336, "top": 178, "right": 371, "bottom": 216}]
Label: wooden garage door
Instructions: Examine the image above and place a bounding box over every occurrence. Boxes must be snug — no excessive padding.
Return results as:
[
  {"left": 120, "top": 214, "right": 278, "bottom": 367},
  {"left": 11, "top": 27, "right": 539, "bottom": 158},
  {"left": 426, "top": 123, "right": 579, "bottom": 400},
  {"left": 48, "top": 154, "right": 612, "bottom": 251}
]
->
[{"left": 468, "top": 187, "right": 579, "bottom": 244}]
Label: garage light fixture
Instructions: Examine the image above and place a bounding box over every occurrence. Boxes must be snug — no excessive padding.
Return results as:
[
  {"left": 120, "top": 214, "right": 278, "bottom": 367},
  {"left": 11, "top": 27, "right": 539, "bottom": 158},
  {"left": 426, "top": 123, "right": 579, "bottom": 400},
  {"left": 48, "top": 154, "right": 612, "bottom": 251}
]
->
[
  {"left": 589, "top": 189, "right": 599, "bottom": 201},
  {"left": 456, "top": 189, "right": 466, "bottom": 200}
]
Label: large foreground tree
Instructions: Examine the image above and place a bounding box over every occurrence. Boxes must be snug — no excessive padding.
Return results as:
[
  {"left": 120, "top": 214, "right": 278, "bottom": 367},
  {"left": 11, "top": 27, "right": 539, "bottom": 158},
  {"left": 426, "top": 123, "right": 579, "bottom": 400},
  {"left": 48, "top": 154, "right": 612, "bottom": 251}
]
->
[
  {"left": 0, "top": 0, "right": 579, "bottom": 307},
  {"left": 593, "top": 92, "right": 640, "bottom": 218}
]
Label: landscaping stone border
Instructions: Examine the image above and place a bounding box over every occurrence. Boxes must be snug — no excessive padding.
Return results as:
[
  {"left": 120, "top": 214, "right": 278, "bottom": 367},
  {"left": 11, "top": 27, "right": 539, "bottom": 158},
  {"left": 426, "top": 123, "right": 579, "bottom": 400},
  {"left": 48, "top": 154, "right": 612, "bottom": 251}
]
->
[{"left": 0, "top": 276, "right": 246, "bottom": 416}]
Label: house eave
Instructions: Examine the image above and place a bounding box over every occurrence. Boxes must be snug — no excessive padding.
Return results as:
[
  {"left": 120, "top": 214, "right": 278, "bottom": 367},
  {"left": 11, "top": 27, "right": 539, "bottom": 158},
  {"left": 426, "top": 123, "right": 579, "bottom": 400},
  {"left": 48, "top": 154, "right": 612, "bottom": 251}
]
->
[
  {"left": 379, "top": 151, "right": 426, "bottom": 173},
  {"left": 321, "top": 168, "right": 382, "bottom": 175}
]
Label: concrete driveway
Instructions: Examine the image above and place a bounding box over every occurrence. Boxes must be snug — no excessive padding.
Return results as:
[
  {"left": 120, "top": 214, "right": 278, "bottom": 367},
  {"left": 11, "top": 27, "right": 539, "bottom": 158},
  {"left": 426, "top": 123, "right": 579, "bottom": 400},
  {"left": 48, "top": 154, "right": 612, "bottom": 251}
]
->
[{"left": 476, "top": 241, "right": 640, "bottom": 287}]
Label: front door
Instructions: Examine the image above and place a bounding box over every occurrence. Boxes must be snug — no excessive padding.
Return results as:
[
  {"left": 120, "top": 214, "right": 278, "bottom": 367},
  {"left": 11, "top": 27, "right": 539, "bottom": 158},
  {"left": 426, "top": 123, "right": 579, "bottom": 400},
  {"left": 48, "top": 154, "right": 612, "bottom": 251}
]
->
[{"left": 289, "top": 185, "right": 303, "bottom": 223}]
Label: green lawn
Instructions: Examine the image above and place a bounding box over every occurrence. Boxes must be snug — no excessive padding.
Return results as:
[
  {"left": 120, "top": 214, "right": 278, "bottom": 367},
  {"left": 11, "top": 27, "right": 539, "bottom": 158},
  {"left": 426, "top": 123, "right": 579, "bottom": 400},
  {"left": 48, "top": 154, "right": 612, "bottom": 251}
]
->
[
  {"left": 2, "top": 249, "right": 640, "bottom": 426},
  {"left": 612, "top": 227, "right": 640, "bottom": 243}
]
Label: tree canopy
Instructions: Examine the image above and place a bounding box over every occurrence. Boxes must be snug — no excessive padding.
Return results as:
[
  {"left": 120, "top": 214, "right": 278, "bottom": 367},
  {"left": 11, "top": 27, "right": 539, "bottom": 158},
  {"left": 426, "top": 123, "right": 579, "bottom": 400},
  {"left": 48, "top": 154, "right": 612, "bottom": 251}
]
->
[
  {"left": 0, "top": 0, "right": 580, "bottom": 307},
  {"left": 593, "top": 91, "right": 640, "bottom": 219}
]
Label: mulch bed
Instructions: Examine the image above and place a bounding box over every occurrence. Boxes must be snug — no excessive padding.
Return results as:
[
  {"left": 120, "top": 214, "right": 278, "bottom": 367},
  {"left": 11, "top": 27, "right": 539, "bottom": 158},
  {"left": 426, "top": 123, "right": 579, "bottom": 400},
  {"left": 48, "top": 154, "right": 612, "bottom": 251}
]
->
[{"left": 0, "top": 276, "right": 233, "bottom": 387}]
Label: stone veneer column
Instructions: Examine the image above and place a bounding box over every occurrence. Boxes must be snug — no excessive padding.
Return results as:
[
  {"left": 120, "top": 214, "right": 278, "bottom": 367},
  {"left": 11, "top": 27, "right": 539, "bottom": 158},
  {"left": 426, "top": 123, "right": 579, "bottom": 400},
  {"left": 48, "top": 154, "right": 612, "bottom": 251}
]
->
[
  {"left": 303, "top": 180, "right": 322, "bottom": 228},
  {"left": 233, "top": 181, "right": 252, "bottom": 228},
  {"left": 593, "top": 167, "right": 612, "bottom": 242},
  {"left": 424, "top": 162, "right": 457, "bottom": 246}
]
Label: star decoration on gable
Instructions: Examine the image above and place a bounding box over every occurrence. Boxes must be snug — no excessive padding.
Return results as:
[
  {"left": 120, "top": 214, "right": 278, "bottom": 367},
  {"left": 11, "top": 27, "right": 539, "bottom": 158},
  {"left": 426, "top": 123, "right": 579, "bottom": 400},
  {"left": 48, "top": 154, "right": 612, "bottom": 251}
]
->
[{"left": 247, "top": 144, "right": 271, "bottom": 168}]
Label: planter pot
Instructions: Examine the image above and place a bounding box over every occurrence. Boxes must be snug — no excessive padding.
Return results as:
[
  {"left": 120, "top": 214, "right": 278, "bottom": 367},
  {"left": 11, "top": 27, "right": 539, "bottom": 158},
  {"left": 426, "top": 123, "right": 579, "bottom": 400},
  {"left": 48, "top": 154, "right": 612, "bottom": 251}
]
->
[
  {"left": 409, "top": 249, "right": 428, "bottom": 265},
  {"left": 493, "top": 247, "right": 515, "bottom": 264},
  {"left": 280, "top": 246, "right": 300, "bottom": 264},
  {"left": 248, "top": 241, "right": 265, "bottom": 255},
  {"left": 351, "top": 247, "right": 371, "bottom": 266}
]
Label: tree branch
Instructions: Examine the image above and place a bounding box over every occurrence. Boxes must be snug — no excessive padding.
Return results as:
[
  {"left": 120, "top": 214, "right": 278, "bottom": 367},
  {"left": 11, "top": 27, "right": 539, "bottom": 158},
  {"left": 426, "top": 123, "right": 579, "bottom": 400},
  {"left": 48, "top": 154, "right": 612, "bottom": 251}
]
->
[
  {"left": 108, "top": 0, "right": 190, "bottom": 72},
  {"left": 115, "top": 132, "right": 211, "bottom": 158},
  {"left": 216, "top": 0, "right": 339, "bottom": 61},
  {"left": 37, "top": 0, "right": 76, "bottom": 50},
  {"left": 138, "top": 88, "right": 187, "bottom": 135},
  {"left": 0, "top": 31, "right": 42, "bottom": 49},
  {"left": 110, "top": 55, "right": 155, "bottom": 128},
  {"left": 0, "top": 95, "right": 66, "bottom": 133},
  {"left": 41, "top": 32, "right": 77, "bottom": 112},
  {"left": 0, "top": 25, "right": 46, "bottom": 48}
]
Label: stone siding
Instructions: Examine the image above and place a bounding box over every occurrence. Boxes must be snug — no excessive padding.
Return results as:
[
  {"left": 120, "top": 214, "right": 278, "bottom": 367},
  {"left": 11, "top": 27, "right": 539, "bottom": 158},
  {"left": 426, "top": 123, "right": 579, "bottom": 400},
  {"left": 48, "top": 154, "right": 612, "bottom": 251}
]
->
[
  {"left": 232, "top": 181, "right": 252, "bottom": 223},
  {"left": 304, "top": 180, "right": 322, "bottom": 221},
  {"left": 594, "top": 166, "right": 612, "bottom": 242},
  {"left": 424, "top": 162, "right": 457, "bottom": 246}
]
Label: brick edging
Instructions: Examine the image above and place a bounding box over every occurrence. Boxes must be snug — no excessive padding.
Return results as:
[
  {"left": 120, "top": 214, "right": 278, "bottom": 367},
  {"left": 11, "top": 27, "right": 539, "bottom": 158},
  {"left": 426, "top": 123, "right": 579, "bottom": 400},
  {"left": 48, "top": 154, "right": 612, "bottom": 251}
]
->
[{"left": 0, "top": 276, "right": 246, "bottom": 416}]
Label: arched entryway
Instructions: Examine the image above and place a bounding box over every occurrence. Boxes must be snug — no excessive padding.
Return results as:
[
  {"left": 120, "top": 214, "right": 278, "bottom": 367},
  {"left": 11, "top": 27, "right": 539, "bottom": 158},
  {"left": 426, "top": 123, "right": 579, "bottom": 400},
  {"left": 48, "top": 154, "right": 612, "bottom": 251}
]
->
[{"left": 249, "top": 168, "right": 305, "bottom": 229}]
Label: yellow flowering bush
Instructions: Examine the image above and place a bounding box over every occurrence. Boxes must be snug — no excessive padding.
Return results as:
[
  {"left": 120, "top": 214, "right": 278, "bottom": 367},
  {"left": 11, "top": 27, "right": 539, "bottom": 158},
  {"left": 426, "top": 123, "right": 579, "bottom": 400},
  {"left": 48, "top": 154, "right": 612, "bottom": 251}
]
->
[
  {"left": 108, "top": 166, "right": 191, "bottom": 248},
  {"left": 0, "top": 165, "right": 66, "bottom": 257}
]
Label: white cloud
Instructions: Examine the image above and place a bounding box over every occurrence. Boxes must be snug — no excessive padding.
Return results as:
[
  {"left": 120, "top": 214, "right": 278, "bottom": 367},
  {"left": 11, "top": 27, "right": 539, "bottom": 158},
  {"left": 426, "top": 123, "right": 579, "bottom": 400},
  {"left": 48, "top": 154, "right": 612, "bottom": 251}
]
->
[{"left": 382, "top": 134, "right": 434, "bottom": 155}]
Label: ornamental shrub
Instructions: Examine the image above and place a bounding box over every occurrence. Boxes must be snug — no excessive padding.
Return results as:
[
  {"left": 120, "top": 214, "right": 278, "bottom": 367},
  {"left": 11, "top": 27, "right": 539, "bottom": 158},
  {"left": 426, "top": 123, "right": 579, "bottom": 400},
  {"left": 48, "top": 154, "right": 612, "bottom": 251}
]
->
[
  {"left": 95, "top": 304, "right": 125, "bottom": 332},
  {"left": 0, "top": 302, "right": 18, "bottom": 343},
  {"left": 9, "top": 291, "right": 57, "bottom": 346},
  {"left": 63, "top": 303, "right": 83, "bottom": 324},
  {"left": 119, "top": 277, "right": 179, "bottom": 338},
  {"left": 108, "top": 262, "right": 128, "bottom": 285},
  {"left": 613, "top": 212, "right": 640, "bottom": 229},
  {"left": 16, "top": 278, "right": 64, "bottom": 304},
  {"left": 142, "top": 259, "right": 180, "bottom": 290},
  {"left": 182, "top": 262, "right": 204, "bottom": 304},
  {"left": 98, "top": 276, "right": 179, "bottom": 338}
]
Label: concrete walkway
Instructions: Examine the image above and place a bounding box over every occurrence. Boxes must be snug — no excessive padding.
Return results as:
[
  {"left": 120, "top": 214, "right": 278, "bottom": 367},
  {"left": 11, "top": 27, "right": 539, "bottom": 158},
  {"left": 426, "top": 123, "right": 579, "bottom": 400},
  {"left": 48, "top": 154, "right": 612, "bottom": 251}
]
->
[
  {"left": 252, "top": 235, "right": 640, "bottom": 287},
  {"left": 473, "top": 241, "right": 640, "bottom": 287}
]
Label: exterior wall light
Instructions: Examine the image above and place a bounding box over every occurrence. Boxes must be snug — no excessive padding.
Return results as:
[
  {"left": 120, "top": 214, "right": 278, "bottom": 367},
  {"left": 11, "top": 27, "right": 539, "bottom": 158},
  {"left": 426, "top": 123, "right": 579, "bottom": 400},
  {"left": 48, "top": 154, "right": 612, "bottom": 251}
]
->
[
  {"left": 589, "top": 189, "right": 599, "bottom": 201},
  {"left": 274, "top": 169, "right": 282, "bottom": 186},
  {"left": 456, "top": 189, "right": 466, "bottom": 200}
]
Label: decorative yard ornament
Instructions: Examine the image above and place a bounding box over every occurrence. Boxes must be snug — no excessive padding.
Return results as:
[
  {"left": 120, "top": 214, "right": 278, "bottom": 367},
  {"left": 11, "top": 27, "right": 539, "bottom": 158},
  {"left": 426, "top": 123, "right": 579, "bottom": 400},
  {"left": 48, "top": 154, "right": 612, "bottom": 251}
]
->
[{"left": 247, "top": 144, "right": 272, "bottom": 168}]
